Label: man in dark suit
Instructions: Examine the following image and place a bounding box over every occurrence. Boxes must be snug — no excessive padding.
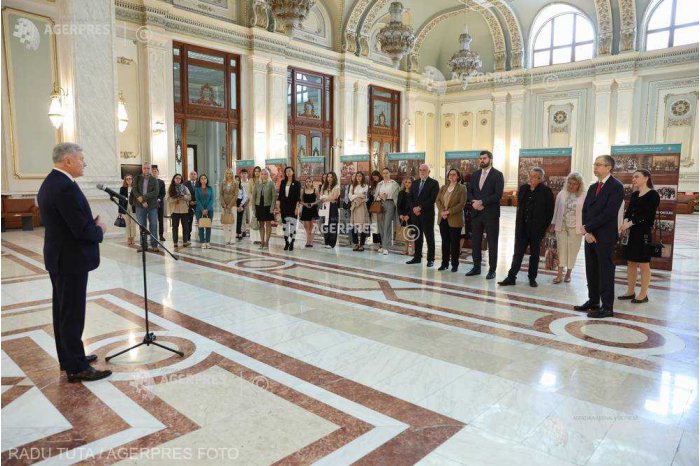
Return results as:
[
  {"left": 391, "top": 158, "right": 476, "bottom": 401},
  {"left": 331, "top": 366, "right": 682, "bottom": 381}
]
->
[
  {"left": 498, "top": 168, "right": 554, "bottom": 287},
  {"left": 406, "top": 163, "right": 439, "bottom": 267},
  {"left": 132, "top": 162, "right": 160, "bottom": 252},
  {"left": 465, "top": 150, "right": 504, "bottom": 279},
  {"left": 151, "top": 165, "right": 166, "bottom": 242},
  {"left": 575, "top": 155, "right": 624, "bottom": 318},
  {"left": 183, "top": 170, "right": 198, "bottom": 246},
  {"left": 37, "top": 143, "right": 112, "bottom": 382}
]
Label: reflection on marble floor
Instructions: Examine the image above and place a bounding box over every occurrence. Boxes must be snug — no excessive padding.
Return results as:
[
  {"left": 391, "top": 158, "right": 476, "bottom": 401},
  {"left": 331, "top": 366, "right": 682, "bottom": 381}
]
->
[{"left": 1, "top": 209, "right": 697, "bottom": 465}]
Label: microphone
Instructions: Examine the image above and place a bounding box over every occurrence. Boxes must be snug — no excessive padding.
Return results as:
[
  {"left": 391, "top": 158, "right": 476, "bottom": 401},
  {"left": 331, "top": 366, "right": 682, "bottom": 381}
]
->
[{"left": 96, "top": 183, "right": 128, "bottom": 203}]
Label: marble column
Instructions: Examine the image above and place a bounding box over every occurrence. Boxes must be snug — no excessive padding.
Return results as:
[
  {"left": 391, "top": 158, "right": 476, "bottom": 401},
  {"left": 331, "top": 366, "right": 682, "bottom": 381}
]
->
[
  {"left": 590, "top": 78, "right": 614, "bottom": 176},
  {"left": 142, "top": 29, "right": 174, "bottom": 175},
  {"left": 507, "top": 89, "right": 526, "bottom": 189},
  {"left": 491, "top": 91, "right": 508, "bottom": 174},
  {"left": 267, "top": 61, "right": 288, "bottom": 159},
  {"left": 614, "top": 76, "right": 638, "bottom": 145},
  {"left": 354, "top": 80, "right": 369, "bottom": 155},
  {"left": 57, "top": 0, "right": 118, "bottom": 189},
  {"left": 248, "top": 55, "right": 270, "bottom": 166},
  {"left": 337, "top": 74, "right": 356, "bottom": 154}
]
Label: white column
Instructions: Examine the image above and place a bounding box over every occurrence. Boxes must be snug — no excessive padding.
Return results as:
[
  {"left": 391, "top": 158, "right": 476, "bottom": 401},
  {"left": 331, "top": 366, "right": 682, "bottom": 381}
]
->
[
  {"left": 57, "top": 0, "right": 118, "bottom": 188},
  {"left": 267, "top": 61, "right": 288, "bottom": 159},
  {"left": 354, "top": 80, "right": 369, "bottom": 154},
  {"left": 614, "top": 76, "right": 638, "bottom": 145},
  {"left": 142, "top": 29, "right": 173, "bottom": 174},
  {"left": 337, "top": 74, "right": 356, "bottom": 154},
  {"left": 248, "top": 55, "right": 269, "bottom": 165},
  {"left": 590, "top": 78, "right": 614, "bottom": 175},
  {"left": 491, "top": 91, "right": 508, "bottom": 174},
  {"left": 507, "top": 89, "right": 526, "bottom": 189}
]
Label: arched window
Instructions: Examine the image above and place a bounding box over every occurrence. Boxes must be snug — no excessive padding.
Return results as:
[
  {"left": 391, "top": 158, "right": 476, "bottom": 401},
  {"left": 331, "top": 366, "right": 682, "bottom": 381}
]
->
[
  {"left": 644, "top": 0, "right": 698, "bottom": 51},
  {"left": 530, "top": 4, "right": 595, "bottom": 67}
]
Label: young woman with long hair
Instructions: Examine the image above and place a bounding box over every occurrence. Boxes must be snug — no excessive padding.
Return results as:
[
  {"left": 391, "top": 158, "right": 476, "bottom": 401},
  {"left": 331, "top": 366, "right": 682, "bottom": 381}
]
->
[
  {"left": 349, "top": 172, "right": 370, "bottom": 251},
  {"left": 167, "top": 173, "right": 191, "bottom": 247},
  {"left": 276, "top": 166, "right": 302, "bottom": 251}
]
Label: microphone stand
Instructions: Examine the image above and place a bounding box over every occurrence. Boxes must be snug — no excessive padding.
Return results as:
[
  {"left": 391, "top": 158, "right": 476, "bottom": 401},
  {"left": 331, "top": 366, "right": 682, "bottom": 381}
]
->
[{"left": 102, "top": 193, "right": 184, "bottom": 361}]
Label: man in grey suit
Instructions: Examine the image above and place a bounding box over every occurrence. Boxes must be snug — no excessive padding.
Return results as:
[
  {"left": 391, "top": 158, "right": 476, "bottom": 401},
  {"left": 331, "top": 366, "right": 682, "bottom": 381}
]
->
[
  {"left": 465, "top": 150, "right": 504, "bottom": 280},
  {"left": 132, "top": 161, "right": 160, "bottom": 252}
]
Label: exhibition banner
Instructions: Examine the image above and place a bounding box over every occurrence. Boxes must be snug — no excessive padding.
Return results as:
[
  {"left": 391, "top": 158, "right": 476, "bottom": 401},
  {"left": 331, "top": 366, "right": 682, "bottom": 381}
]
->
[
  {"left": 518, "top": 147, "right": 573, "bottom": 197},
  {"left": 339, "top": 154, "right": 371, "bottom": 187},
  {"left": 386, "top": 152, "right": 425, "bottom": 182},
  {"left": 235, "top": 159, "right": 254, "bottom": 176},
  {"left": 264, "top": 158, "right": 289, "bottom": 190},
  {"left": 611, "top": 144, "right": 681, "bottom": 271},
  {"left": 297, "top": 156, "right": 326, "bottom": 186},
  {"left": 445, "top": 150, "right": 482, "bottom": 182}
]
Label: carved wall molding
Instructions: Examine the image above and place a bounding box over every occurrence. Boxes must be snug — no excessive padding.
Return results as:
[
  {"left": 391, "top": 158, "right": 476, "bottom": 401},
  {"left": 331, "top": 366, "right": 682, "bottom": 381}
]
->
[
  {"left": 618, "top": 0, "right": 637, "bottom": 52},
  {"left": 594, "top": 0, "right": 613, "bottom": 55}
]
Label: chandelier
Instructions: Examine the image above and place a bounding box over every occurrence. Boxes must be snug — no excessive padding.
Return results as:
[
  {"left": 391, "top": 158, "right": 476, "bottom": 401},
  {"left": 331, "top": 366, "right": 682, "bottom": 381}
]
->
[
  {"left": 376, "top": 2, "right": 415, "bottom": 68},
  {"left": 268, "top": 0, "right": 315, "bottom": 33},
  {"left": 448, "top": 26, "right": 482, "bottom": 88}
]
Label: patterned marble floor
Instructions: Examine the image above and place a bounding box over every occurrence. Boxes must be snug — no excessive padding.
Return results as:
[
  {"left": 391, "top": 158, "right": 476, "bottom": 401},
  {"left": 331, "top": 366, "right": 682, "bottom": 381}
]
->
[{"left": 1, "top": 208, "right": 697, "bottom": 465}]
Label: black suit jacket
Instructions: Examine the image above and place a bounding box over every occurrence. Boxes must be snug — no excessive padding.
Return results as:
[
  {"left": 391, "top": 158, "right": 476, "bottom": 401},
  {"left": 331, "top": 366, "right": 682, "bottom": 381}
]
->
[
  {"left": 38, "top": 170, "right": 103, "bottom": 275},
  {"left": 156, "top": 179, "right": 166, "bottom": 209},
  {"left": 118, "top": 186, "right": 135, "bottom": 213},
  {"left": 278, "top": 180, "right": 302, "bottom": 215},
  {"left": 467, "top": 168, "right": 504, "bottom": 219},
  {"left": 515, "top": 183, "right": 554, "bottom": 239},
  {"left": 582, "top": 176, "right": 624, "bottom": 244},
  {"left": 410, "top": 177, "right": 439, "bottom": 219}
]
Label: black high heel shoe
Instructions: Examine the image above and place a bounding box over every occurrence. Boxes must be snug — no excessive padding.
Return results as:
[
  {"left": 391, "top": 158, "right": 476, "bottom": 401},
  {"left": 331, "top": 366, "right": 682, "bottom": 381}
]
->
[
  {"left": 617, "top": 293, "right": 635, "bottom": 300},
  {"left": 631, "top": 296, "right": 649, "bottom": 304}
]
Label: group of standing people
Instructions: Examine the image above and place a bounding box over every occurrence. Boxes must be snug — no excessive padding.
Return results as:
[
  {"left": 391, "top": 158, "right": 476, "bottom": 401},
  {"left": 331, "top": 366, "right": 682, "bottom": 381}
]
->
[{"left": 119, "top": 151, "right": 660, "bottom": 319}]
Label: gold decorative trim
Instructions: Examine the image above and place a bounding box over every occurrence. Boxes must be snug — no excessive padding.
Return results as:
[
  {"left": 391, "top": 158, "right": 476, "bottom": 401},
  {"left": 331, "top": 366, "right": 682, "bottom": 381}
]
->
[
  {"left": 2, "top": 7, "right": 61, "bottom": 180},
  {"left": 116, "top": 56, "right": 135, "bottom": 65}
]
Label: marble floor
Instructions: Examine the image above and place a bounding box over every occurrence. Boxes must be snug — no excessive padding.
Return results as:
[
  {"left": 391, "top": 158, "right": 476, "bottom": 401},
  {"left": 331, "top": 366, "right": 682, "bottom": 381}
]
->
[{"left": 1, "top": 208, "right": 698, "bottom": 465}]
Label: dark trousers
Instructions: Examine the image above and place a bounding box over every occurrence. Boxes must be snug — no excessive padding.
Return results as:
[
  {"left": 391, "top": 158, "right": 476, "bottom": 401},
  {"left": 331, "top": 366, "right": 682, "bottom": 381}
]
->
[
  {"left": 352, "top": 225, "right": 368, "bottom": 246},
  {"left": 186, "top": 211, "right": 194, "bottom": 242},
  {"left": 471, "top": 215, "right": 499, "bottom": 272},
  {"left": 157, "top": 204, "right": 165, "bottom": 238},
  {"left": 413, "top": 214, "right": 435, "bottom": 262},
  {"left": 50, "top": 271, "right": 89, "bottom": 373},
  {"left": 585, "top": 241, "right": 616, "bottom": 308},
  {"left": 323, "top": 219, "right": 338, "bottom": 247},
  {"left": 171, "top": 213, "right": 189, "bottom": 244},
  {"left": 439, "top": 219, "right": 462, "bottom": 267},
  {"left": 507, "top": 232, "right": 542, "bottom": 280},
  {"left": 236, "top": 199, "right": 243, "bottom": 236}
]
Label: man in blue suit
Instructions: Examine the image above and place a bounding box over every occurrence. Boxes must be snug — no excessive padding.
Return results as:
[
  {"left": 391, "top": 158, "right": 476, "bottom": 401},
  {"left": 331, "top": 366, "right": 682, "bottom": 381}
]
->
[
  {"left": 37, "top": 143, "right": 112, "bottom": 382},
  {"left": 575, "top": 155, "right": 624, "bottom": 318}
]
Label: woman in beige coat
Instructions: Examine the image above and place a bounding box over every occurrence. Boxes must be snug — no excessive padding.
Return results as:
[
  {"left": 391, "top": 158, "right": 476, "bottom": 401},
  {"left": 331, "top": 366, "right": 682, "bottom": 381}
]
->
[
  {"left": 349, "top": 172, "right": 370, "bottom": 251},
  {"left": 549, "top": 172, "right": 586, "bottom": 283},
  {"left": 220, "top": 168, "right": 239, "bottom": 245},
  {"left": 436, "top": 169, "right": 467, "bottom": 272},
  {"left": 166, "top": 173, "right": 192, "bottom": 248}
]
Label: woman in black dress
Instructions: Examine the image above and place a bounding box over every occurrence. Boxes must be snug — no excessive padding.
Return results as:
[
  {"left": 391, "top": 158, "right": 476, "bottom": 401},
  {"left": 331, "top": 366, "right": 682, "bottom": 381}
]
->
[
  {"left": 300, "top": 177, "right": 319, "bottom": 247},
  {"left": 276, "top": 166, "right": 302, "bottom": 251},
  {"left": 397, "top": 177, "right": 414, "bottom": 225},
  {"left": 618, "top": 169, "right": 660, "bottom": 304}
]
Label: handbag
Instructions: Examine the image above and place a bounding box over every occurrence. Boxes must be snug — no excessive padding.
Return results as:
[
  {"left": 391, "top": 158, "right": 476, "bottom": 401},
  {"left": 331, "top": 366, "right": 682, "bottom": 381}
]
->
[
  {"left": 199, "top": 216, "right": 212, "bottom": 228},
  {"left": 221, "top": 211, "right": 234, "bottom": 224},
  {"left": 114, "top": 215, "right": 126, "bottom": 228},
  {"left": 369, "top": 200, "right": 384, "bottom": 214},
  {"left": 544, "top": 233, "right": 559, "bottom": 270}
]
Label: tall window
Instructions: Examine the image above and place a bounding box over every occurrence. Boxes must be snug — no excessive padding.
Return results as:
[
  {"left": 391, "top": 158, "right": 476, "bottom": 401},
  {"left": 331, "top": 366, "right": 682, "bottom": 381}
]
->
[
  {"left": 368, "top": 85, "right": 400, "bottom": 171},
  {"left": 173, "top": 42, "right": 240, "bottom": 179},
  {"left": 531, "top": 5, "right": 595, "bottom": 67},
  {"left": 287, "top": 68, "right": 333, "bottom": 170},
  {"left": 645, "top": 0, "right": 699, "bottom": 51}
]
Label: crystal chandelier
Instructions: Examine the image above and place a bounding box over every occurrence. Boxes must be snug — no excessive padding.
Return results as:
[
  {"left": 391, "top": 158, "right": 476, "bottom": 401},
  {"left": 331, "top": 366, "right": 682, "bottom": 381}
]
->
[
  {"left": 376, "top": 2, "right": 415, "bottom": 68},
  {"left": 448, "top": 26, "right": 482, "bottom": 88},
  {"left": 268, "top": 0, "right": 315, "bottom": 33}
]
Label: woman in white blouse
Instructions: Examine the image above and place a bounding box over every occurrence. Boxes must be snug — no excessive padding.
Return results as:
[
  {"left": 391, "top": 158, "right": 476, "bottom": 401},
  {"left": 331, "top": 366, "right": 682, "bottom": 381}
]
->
[
  {"left": 549, "top": 172, "right": 586, "bottom": 283},
  {"left": 375, "top": 168, "right": 400, "bottom": 255},
  {"left": 319, "top": 172, "right": 341, "bottom": 248},
  {"left": 349, "top": 172, "right": 370, "bottom": 251}
]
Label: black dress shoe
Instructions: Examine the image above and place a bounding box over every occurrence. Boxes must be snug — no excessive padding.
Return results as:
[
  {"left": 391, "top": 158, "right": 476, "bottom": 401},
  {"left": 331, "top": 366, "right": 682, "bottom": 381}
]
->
[
  {"left": 465, "top": 267, "right": 481, "bottom": 276},
  {"left": 498, "top": 277, "right": 516, "bottom": 286},
  {"left": 406, "top": 258, "right": 421, "bottom": 265},
  {"left": 67, "top": 366, "right": 112, "bottom": 383},
  {"left": 529, "top": 279, "right": 538, "bottom": 288},
  {"left": 485, "top": 271, "right": 496, "bottom": 280},
  {"left": 587, "top": 307, "right": 614, "bottom": 318},
  {"left": 426, "top": 261, "right": 434, "bottom": 268},
  {"left": 61, "top": 354, "right": 98, "bottom": 371},
  {"left": 574, "top": 301, "right": 600, "bottom": 311},
  {"left": 451, "top": 266, "right": 459, "bottom": 272},
  {"left": 438, "top": 264, "right": 449, "bottom": 271},
  {"left": 618, "top": 293, "right": 635, "bottom": 300},
  {"left": 631, "top": 296, "right": 649, "bottom": 304}
]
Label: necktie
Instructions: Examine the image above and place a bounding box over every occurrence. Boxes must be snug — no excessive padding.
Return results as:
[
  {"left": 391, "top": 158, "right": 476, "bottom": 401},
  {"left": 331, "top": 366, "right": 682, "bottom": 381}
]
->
[
  {"left": 419, "top": 179, "right": 425, "bottom": 195},
  {"left": 479, "top": 170, "right": 487, "bottom": 190},
  {"left": 595, "top": 181, "right": 603, "bottom": 196}
]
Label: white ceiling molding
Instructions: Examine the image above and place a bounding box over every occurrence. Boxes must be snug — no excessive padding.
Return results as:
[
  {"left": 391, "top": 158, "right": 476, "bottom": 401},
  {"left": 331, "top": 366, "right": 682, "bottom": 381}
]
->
[{"left": 411, "top": 4, "right": 506, "bottom": 72}]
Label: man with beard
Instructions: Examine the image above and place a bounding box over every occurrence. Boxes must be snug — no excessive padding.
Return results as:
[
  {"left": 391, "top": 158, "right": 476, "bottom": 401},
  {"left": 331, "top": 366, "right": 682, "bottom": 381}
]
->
[{"left": 465, "top": 150, "right": 504, "bottom": 280}]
